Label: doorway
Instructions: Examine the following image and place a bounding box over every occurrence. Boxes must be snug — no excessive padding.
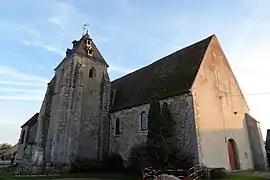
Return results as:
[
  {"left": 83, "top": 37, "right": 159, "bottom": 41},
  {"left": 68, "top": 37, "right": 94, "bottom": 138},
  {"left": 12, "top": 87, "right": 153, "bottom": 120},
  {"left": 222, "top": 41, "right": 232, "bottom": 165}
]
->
[{"left": 227, "top": 138, "right": 240, "bottom": 170}]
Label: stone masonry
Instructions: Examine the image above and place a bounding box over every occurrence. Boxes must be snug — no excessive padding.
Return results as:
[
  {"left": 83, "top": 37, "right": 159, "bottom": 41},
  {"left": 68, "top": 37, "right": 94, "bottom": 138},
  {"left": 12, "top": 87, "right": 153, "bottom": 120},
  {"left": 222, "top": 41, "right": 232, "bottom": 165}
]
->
[
  {"left": 110, "top": 93, "right": 199, "bottom": 164},
  {"left": 33, "top": 33, "right": 110, "bottom": 167}
]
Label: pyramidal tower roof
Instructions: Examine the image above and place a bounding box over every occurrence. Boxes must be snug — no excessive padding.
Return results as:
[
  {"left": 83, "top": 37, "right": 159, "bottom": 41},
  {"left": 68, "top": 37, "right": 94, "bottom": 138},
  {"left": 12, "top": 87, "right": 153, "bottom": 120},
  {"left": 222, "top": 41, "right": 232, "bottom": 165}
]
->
[{"left": 66, "top": 32, "right": 109, "bottom": 67}]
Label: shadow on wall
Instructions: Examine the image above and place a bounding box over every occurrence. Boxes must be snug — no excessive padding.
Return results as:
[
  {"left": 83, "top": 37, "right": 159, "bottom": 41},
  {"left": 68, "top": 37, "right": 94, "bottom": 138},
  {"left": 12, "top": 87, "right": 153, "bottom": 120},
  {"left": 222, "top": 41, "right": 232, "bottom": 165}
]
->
[
  {"left": 264, "top": 129, "right": 270, "bottom": 167},
  {"left": 245, "top": 114, "right": 267, "bottom": 170}
]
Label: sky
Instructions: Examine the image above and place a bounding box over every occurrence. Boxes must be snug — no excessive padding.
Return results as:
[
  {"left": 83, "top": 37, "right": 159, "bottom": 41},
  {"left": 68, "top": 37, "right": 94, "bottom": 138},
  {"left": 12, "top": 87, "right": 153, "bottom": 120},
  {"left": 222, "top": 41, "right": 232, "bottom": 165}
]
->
[{"left": 0, "top": 0, "right": 270, "bottom": 145}]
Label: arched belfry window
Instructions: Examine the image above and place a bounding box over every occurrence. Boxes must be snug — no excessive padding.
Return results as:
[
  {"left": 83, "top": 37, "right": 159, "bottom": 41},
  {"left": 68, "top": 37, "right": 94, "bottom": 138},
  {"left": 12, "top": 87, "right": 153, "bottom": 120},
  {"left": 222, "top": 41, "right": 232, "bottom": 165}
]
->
[
  {"left": 140, "top": 111, "right": 148, "bottom": 131},
  {"left": 115, "top": 118, "right": 121, "bottom": 135},
  {"left": 89, "top": 67, "right": 96, "bottom": 78},
  {"left": 20, "top": 130, "right": 25, "bottom": 144}
]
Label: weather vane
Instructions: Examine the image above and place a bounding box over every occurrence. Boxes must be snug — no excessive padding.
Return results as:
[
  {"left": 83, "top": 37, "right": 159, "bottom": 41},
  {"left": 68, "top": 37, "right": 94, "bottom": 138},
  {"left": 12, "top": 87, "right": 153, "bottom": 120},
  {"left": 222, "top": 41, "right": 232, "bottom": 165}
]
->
[{"left": 82, "top": 23, "right": 90, "bottom": 36}]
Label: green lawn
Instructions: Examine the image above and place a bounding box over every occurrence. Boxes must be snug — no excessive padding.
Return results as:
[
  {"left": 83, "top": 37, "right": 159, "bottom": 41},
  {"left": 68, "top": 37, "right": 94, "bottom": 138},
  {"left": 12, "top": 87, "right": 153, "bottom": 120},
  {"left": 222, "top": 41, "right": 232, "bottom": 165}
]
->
[
  {"left": 2, "top": 167, "right": 270, "bottom": 180},
  {"left": 224, "top": 173, "right": 269, "bottom": 180},
  {"left": 0, "top": 167, "right": 140, "bottom": 180}
]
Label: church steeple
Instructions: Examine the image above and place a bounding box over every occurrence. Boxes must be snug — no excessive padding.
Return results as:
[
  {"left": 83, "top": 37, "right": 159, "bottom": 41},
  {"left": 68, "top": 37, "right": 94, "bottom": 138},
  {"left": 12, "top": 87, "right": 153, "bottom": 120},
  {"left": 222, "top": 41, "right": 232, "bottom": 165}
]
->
[{"left": 65, "top": 32, "right": 109, "bottom": 67}]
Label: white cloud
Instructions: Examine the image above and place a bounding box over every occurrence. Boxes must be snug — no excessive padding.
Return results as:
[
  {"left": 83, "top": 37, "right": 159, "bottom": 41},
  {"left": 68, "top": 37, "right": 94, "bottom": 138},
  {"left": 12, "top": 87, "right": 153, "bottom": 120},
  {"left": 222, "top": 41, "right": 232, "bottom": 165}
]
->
[
  {"left": 0, "top": 81, "right": 46, "bottom": 87},
  {"left": 0, "top": 66, "right": 48, "bottom": 101},
  {"left": 0, "top": 95, "right": 43, "bottom": 101},
  {"left": 108, "top": 65, "right": 136, "bottom": 74},
  {"left": 0, "top": 87, "right": 44, "bottom": 93},
  {"left": 48, "top": 17, "right": 65, "bottom": 30},
  {"left": 0, "top": 66, "right": 48, "bottom": 83}
]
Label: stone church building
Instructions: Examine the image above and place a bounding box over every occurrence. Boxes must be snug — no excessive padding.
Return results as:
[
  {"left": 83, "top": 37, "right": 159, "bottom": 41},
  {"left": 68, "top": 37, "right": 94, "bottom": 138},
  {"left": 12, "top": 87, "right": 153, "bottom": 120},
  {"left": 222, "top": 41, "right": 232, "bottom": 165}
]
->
[{"left": 15, "top": 32, "right": 267, "bottom": 171}]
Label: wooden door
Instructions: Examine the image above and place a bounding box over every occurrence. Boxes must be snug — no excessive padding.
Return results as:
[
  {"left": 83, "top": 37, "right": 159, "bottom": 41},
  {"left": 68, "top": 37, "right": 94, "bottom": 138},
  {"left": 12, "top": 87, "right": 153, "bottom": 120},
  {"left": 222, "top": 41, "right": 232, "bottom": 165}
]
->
[{"left": 227, "top": 140, "right": 237, "bottom": 170}]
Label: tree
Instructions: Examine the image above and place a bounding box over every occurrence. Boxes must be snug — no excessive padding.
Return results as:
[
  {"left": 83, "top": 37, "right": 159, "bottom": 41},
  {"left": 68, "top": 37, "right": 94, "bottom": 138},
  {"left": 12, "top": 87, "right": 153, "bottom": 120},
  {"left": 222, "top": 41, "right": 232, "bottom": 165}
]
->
[
  {"left": 146, "top": 98, "right": 163, "bottom": 168},
  {"left": 160, "top": 102, "right": 179, "bottom": 168},
  {"left": 0, "top": 143, "right": 12, "bottom": 151},
  {"left": 146, "top": 99, "right": 187, "bottom": 170}
]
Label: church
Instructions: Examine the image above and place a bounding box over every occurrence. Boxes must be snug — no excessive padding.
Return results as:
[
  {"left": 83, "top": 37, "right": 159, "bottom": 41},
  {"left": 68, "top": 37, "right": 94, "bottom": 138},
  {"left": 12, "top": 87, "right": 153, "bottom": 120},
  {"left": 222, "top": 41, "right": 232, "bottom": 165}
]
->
[{"left": 15, "top": 32, "right": 267, "bottom": 171}]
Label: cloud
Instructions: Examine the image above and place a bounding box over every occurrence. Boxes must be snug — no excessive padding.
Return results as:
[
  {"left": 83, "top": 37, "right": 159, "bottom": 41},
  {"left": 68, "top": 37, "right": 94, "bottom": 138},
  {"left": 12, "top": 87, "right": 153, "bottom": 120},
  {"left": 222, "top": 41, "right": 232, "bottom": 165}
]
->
[
  {"left": 20, "top": 40, "right": 65, "bottom": 55},
  {"left": 0, "top": 95, "right": 43, "bottom": 101},
  {"left": 0, "top": 66, "right": 48, "bottom": 101},
  {"left": 0, "top": 1, "right": 90, "bottom": 56},
  {"left": 48, "top": 17, "right": 65, "bottom": 30},
  {"left": 108, "top": 65, "right": 136, "bottom": 74},
  {"left": 0, "top": 66, "right": 48, "bottom": 83},
  {"left": 0, "top": 81, "right": 46, "bottom": 87},
  {"left": 0, "top": 87, "right": 44, "bottom": 93}
]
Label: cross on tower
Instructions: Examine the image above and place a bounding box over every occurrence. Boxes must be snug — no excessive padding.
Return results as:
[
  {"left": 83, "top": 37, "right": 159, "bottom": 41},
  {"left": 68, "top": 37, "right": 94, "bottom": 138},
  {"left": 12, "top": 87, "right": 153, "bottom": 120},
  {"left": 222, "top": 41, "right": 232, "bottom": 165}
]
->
[{"left": 82, "top": 23, "right": 90, "bottom": 36}]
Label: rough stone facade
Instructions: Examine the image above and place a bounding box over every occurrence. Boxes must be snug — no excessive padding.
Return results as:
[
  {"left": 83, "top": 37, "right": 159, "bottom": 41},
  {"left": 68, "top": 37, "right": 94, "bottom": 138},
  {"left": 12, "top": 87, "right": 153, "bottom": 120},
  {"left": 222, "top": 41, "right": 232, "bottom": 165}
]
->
[
  {"left": 245, "top": 114, "right": 267, "bottom": 169},
  {"left": 110, "top": 93, "right": 199, "bottom": 164},
  {"left": 33, "top": 77, "right": 55, "bottom": 165},
  {"left": 15, "top": 114, "right": 39, "bottom": 165},
  {"left": 32, "top": 34, "right": 111, "bottom": 166},
  {"left": 33, "top": 54, "right": 110, "bottom": 165}
]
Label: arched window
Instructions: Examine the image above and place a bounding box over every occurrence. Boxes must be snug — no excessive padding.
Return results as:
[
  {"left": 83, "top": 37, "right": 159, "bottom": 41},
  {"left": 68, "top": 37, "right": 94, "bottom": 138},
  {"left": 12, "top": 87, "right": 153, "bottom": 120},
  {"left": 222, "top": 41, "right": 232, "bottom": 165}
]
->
[
  {"left": 115, "top": 118, "right": 120, "bottom": 135},
  {"left": 87, "top": 47, "right": 93, "bottom": 56},
  {"left": 89, "top": 67, "right": 96, "bottom": 78},
  {"left": 140, "top": 111, "right": 148, "bottom": 131},
  {"left": 20, "top": 130, "right": 25, "bottom": 144}
]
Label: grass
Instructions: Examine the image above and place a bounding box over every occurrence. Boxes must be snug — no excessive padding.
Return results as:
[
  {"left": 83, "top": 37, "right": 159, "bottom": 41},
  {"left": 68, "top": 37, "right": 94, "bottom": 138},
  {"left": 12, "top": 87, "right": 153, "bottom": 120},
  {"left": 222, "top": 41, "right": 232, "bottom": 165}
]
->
[
  {"left": 1, "top": 167, "right": 269, "bottom": 180},
  {"left": 0, "top": 167, "right": 140, "bottom": 180},
  {"left": 224, "top": 173, "right": 269, "bottom": 180}
]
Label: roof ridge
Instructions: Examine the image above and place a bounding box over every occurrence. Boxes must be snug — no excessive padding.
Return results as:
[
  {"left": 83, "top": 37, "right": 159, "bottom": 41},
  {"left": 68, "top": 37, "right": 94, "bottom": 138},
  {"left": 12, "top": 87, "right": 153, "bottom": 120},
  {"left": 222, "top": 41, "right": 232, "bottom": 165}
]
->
[
  {"left": 111, "top": 34, "right": 214, "bottom": 111},
  {"left": 111, "top": 34, "right": 214, "bottom": 84}
]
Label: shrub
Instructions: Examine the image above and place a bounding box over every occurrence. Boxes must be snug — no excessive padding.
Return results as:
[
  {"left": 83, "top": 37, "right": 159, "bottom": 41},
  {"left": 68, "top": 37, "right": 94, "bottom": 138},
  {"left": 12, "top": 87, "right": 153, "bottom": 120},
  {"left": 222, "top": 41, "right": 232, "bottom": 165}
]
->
[
  {"left": 209, "top": 167, "right": 227, "bottom": 178},
  {"left": 173, "top": 152, "right": 194, "bottom": 170},
  {"left": 102, "top": 153, "right": 124, "bottom": 172},
  {"left": 128, "top": 143, "right": 149, "bottom": 172},
  {"left": 69, "top": 156, "right": 102, "bottom": 173}
]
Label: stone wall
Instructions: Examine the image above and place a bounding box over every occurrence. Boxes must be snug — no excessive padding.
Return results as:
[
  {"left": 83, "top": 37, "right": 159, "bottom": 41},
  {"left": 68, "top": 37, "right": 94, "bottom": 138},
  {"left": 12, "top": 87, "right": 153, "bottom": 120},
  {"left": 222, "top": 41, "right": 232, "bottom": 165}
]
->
[
  {"left": 15, "top": 121, "right": 38, "bottom": 165},
  {"left": 110, "top": 93, "right": 198, "bottom": 164},
  {"left": 75, "top": 55, "right": 110, "bottom": 160},
  {"left": 191, "top": 36, "right": 253, "bottom": 170},
  {"left": 15, "top": 126, "right": 29, "bottom": 163},
  {"left": 42, "top": 54, "right": 110, "bottom": 164},
  {"left": 33, "top": 77, "right": 55, "bottom": 165},
  {"left": 245, "top": 114, "right": 267, "bottom": 169}
]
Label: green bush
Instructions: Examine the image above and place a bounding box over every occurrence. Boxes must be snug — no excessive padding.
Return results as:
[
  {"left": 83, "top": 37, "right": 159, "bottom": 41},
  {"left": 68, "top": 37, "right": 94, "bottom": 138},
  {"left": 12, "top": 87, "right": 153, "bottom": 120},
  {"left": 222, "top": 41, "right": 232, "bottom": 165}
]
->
[
  {"left": 209, "top": 167, "right": 227, "bottom": 178},
  {"left": 173, "top": 152, "right": 194, "bottom": 170},
  {"left": 69, "top": 153, "right": 125, "bottom": 173},
  {"left": 103, "top": 153, "right": 125, "bottom": 172},
  {"left": 128, "top": 143, "right": 149, "bottom": 172},
  {"left": 69, "top": 157, "right": 102, "bottom": 173}
]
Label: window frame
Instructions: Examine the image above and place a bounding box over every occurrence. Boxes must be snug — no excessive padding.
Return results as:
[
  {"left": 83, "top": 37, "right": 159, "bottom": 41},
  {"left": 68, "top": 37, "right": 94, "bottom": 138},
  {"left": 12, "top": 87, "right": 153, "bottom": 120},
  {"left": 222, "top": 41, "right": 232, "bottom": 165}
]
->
[
  {"left": 86, "top": 39, "right": 92, "bottom": 46},
  {"left": 87, "top": 47, "right": 93, "bottom": 56},
  {"left": 20, "top": 130, "right": 26, "bottom": 144},
  {"left": 115, "top": 118, "right": 121, "bottom": 135},
  {"left": 89, "top": 67, "right": 96, "bottom": 78},
  {"left": 140, "top": 111, "right": 148, "bottom": 132}
]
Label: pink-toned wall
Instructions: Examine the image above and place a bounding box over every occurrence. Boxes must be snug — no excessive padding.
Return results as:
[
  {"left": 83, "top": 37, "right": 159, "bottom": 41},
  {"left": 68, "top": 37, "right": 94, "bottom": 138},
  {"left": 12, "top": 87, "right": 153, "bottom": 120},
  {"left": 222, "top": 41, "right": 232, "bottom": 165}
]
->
[{"left": 191, "top": 36, "right": 254, "bottom": 170}]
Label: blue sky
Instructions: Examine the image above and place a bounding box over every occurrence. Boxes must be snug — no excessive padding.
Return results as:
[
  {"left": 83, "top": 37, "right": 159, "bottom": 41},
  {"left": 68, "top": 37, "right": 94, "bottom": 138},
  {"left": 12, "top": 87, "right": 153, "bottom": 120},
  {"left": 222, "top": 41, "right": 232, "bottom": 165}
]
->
[{"left": 0, "top": 0, "right": 270, "bottom": 145}]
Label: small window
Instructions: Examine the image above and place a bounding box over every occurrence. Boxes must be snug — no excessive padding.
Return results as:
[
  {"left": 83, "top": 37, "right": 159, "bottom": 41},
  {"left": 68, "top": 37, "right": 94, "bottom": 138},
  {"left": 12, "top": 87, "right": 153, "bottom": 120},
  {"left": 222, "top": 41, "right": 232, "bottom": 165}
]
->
[
  {"left": 115, "top": 118, "right": 120, "bottom": 135},
  {"left": 20, "top": 130, "right": 25, "bottom": 144},
  {"left": 89, "top": 68, "right": 96, "bottom": 78},
  {"left": 140, "top": 111, "right": 148, "bottom": 131},
  {"left": 87, "top": 48, "right": 93, "bottom": 56},
  {"left": 86, "top": 39, "right": 92, "bottom": 46}
]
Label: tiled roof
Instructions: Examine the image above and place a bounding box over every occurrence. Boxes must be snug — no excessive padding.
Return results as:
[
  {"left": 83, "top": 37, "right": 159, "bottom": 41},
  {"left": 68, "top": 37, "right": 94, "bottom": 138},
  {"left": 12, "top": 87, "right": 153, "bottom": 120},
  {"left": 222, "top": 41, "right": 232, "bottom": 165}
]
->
[
  {"left": 111, "top": 35, "right": 214, "bottom": 112},
  {"left": 21, "top": 113, "right": 39, "bottom": 128}
]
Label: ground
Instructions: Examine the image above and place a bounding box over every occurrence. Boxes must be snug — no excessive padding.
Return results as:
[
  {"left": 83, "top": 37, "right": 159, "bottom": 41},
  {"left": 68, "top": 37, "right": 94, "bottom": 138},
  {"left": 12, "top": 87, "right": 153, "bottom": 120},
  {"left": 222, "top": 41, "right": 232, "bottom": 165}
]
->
[{"left": 1, "top": 167, "right": 270, "bottom": 180}]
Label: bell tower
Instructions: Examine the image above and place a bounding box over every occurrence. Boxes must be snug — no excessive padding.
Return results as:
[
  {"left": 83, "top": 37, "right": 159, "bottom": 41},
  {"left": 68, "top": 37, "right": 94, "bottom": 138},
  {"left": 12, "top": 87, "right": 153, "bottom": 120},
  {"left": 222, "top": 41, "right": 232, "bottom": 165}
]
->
[{"left": 44, "top": 32, "right": 111, "bottom": 165}]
